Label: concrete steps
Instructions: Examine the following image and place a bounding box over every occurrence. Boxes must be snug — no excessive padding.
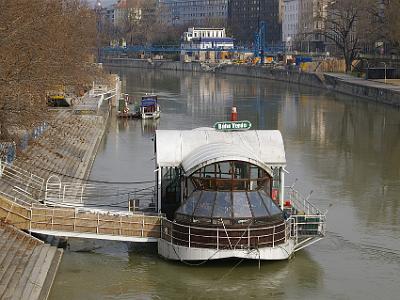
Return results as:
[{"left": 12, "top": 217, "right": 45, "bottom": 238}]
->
[
  {"left": 0, "top": 222, "right": 63, "bottom": 300},
  {"left": 1, "top": 108, "right": 108, "bottom": 206}
]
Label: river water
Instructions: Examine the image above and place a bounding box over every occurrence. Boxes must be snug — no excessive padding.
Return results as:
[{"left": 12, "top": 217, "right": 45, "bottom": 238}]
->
[{"left": 49, "top": 68, "right": 400, "bottom": 300}]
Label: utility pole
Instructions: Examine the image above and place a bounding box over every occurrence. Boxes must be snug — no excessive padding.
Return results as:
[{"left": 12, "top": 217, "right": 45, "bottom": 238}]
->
[{"left": 95, "top": 0, "right": 103, "bottom": 62}]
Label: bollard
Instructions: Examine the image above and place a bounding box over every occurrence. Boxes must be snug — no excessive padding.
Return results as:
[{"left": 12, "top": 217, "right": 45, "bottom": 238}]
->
[{"left": 231, "top": 107, "right": 238, "bottom": 121}]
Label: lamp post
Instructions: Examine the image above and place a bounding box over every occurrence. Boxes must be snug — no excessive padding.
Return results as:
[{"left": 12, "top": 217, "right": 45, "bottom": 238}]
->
[{"left": 381, "top": 62, "right": 387, "bottom": 84}]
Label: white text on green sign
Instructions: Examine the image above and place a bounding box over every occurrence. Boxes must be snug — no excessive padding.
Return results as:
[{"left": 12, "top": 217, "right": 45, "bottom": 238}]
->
[{"left": 214, "top": 121, "right": 252, "bottom": 131}]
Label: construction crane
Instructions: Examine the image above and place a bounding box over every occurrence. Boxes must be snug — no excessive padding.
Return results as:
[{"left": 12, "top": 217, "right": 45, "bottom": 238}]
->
[{"left": 254, "top": 21, "right": 267, "bottom": 64}]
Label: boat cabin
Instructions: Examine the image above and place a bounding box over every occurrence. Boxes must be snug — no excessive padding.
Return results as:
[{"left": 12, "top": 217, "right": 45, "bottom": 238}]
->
[
  {"left": 154, "top": 127, "right": 325, "bottom": 261},
  {"left": 140, "top": 94, "right": 160, "bottom": 119},
  {"left": 155, "top": 126, "right": 325, "bottom": 261},
  {"left": 155, "top": 128, "right": 286, "bottom": 219}
]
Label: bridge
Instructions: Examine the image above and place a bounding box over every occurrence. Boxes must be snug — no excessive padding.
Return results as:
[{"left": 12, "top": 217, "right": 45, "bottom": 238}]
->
[{"left": 100, "top": 45, "right": 286, "bottom": 55}]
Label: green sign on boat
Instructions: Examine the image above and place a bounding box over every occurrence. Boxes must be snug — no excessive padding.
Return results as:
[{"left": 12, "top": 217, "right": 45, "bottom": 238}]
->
[{"left": 214, "top": 120, "right": 252, "bottom": 131}]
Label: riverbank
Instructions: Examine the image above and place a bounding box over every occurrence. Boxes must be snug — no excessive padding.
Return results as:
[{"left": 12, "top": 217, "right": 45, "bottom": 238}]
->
[
  {"left": 0, "top": 89, "right": 116, "bottom": 298},
  {"left": 102, "top": 58, "right": 400, "bottom": 107},
  {"left": 0, "top": 94, "right": 111, "bottom": 205}
]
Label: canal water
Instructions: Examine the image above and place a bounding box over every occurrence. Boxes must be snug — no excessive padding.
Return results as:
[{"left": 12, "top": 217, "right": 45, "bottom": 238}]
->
[{"left": 49, "top": 68, "right": 400, "bottom": 300}]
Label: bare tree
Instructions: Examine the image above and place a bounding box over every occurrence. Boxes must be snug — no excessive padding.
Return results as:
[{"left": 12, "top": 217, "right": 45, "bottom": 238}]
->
[
  {"left": 0, "top": 0, "right": 101, "bottom": 143},
  {"left": 115, "top": 0, "right": 158, "bottom": 45},
  {"left": 384, "top": 0, "right": 400, "bottom": 53},
  {"left": 317, "top": 0, "right": 371, "bottom": 72}
]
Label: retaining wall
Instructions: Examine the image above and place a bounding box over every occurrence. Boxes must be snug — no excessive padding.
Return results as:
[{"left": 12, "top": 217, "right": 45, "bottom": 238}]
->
[
  {"left": 103, "top": 58, "right": 400, "bottom": 107},
  {"left": 324, "top": 74, "right": 400, "bottom": 107}
]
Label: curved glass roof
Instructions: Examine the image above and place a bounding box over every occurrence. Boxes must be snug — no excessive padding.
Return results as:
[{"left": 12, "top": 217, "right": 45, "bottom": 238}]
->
[{"left": 175, "top": 190, "right": 282, "bottom": 222}]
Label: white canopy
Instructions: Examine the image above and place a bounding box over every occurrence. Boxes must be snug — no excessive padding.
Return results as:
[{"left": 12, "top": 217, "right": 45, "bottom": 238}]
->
[{"left": 155, "top": 128, "right": 286, "bottom": 174}]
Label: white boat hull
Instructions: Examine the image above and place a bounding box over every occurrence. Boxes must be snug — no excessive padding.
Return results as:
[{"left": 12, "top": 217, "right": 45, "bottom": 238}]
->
[
  {"left": 157, "top": 239, "right": 295, "bottom": 261},
  {"left": 141, "top": 111, "right": 160, "bottom": 119}
]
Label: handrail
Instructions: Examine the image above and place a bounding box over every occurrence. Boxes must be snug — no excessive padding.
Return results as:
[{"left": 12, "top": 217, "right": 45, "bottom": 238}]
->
[
  {"left": 285, "top": 186, "right": 323, "bottom": 215},
  {"left": 161, "top": 218, "right": 292, "bottom": 250}
]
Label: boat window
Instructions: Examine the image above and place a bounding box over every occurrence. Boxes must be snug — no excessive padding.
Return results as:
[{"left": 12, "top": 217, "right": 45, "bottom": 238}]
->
[
  {"left": 259, "top": 191, "right": 281, "bottom": 215},
  {"left": 193, "top": 190, "right": 215, "bottom": 218},
  {"left": 175, "top": 190, "right": 282, "bottom": 225},
  {"left": 213, "top": 192, "right": 232, "bottom": 219},
  {"left": 232, "top": 192, "right": 252, "bottom": 218},
  {"left": 248, "top": 191, "right": 268, "bottom": 218},
  {"left": 190, "top": 161, "right": 271, "bottom": 192},
  {"left": 176, "top": 191, "right": 201, "bottom": 215}
]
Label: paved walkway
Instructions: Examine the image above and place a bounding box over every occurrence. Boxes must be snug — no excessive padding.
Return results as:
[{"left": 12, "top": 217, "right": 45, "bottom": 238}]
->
[{"left": 326, "top": 73, "right": 400, "bottom": 93}]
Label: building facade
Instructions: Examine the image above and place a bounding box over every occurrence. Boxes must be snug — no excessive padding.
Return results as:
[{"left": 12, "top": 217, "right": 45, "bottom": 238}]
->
[
  {"left": 282, "top": 0, "right": 299, "bottom": 51},
  {"left": 182, "top": 27, "right": 234, "bottom": 49},
  {"left": 297, "top": 0, "right": 327, "bottom": 52},
  {"left": 160, "top": 0, "right": 229, "bottom": 27},
  {"left": 228, "top": 0, "right": 283, "bottom": 47},
  {"left": 113, "top": 0, "right": 143, "bottom": 28}
]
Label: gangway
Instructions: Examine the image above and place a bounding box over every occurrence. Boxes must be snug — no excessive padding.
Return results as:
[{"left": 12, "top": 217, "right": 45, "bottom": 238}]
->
[{"left": 0, "top": 192, "right": 161, "bottom": 243}]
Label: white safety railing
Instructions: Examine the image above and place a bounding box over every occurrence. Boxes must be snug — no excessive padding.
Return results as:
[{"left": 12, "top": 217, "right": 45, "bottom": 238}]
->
[
  {"left": 284, "top": 186, "right": 326, "bottom": 244},
  {"left": 45, "top": 178, "right": 156, "bottom": 208},
  {"left": 286, "top": 186, "right": 324, "bottom": 215},
  {"left": 0, "top": 160, "right": 45, "bottom": 203},
  {"left": 161, "top": 218, "right": 292, "bottom": 250}
]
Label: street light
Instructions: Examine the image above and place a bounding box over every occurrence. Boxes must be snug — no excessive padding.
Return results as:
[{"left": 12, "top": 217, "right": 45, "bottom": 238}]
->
[
  {"left": 365, "top": 60, "right": 369, "bottom": 80},
  {"left": 381, "top": 62, "right": 387, "bottom": 84}
]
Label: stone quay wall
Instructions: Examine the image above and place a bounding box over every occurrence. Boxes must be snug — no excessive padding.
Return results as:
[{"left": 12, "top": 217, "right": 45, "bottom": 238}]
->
[{"left": 103, "top": 58, "right": 400, "bottom": 108}]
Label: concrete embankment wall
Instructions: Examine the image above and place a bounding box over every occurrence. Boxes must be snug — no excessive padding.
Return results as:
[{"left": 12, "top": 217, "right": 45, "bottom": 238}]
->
[
  {"left": 103, "top": 58, "right": 400, "bottom": 107},
  {"left": 103, "top": 58, "right": 324, "bottom": 89},
  {"left": 324, "top": 74, "right": 400, "bottom": 107}
]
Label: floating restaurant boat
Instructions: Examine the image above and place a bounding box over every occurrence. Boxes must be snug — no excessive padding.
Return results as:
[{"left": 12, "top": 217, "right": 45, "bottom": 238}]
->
[
  {"left": 154, "top": 116, "right": 326, "bottom": 261},
  {"left": 140, "top": 94, "right": 160, "bottom": 120}
]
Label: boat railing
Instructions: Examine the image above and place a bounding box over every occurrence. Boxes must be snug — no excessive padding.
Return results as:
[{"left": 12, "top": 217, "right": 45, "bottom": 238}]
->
[
  {"left": 290, "top": 214, "right": 326, "bottom": 238},
  {"left": 161, "top": 218, "right": 292, "bottom": 250},
  {"left": 285, "top": 186, "right": 324, "bottom": 216}
]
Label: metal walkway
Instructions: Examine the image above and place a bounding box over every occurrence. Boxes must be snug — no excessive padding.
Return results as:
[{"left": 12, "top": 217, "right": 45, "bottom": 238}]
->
[{"left": 0, "top": 193, "right": 161, "bottom": 243}]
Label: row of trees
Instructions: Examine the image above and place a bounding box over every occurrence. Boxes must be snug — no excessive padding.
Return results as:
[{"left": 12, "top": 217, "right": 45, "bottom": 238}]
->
[{"left": 0, "top": 0, "right": 101, "bottom": 143}]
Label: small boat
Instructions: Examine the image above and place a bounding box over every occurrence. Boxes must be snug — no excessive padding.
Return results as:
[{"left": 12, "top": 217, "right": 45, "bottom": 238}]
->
[
  {"left": 140, "top": 94, "right": 160, "bottom": 120},
  {"left": 117, "top": 94, "right": 139, "bottom": 118}
]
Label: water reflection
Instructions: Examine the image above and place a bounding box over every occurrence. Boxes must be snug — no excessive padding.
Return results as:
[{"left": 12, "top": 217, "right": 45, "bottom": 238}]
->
[
  {"left": 141, "top": 119, "right": 159, "bottom": 138},
  {"left": 49, "top": 244, "right": 323, "bottom": 300}
]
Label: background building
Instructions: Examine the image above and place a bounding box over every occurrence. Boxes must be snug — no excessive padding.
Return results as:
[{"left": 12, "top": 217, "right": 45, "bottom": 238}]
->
[
  {"left": 113, "top": 0, "right": 143, "bottom": 28},
  {"left": 228, "top": 0, "right": 283, "bottom": 47},
  {"left": 298, "top": 0, "right": 327, "bottom": 52},
  {"left": 182, "top": 27, "right": 234, "bottom": 49},
  {"left": 160, "top": 0, "right": 228, "bottom": 27},
  {"left": 282, "top": 0, "right": 299, "bottom": 51},
  {"left": 181, "top": 27, "right": 234, "bottom": 62}
]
